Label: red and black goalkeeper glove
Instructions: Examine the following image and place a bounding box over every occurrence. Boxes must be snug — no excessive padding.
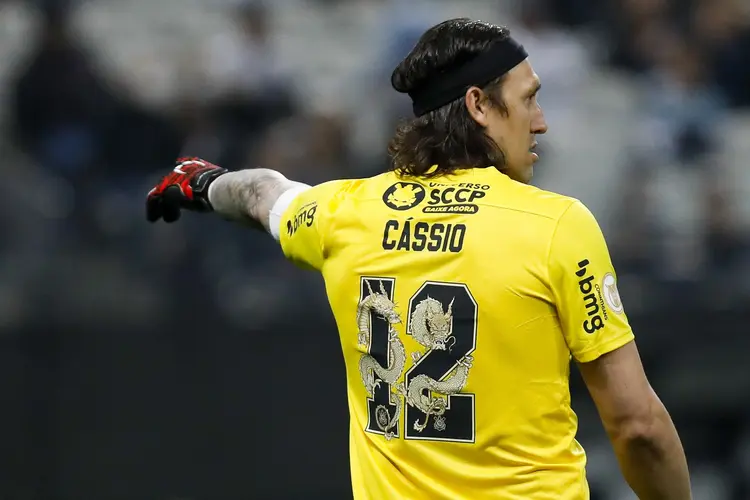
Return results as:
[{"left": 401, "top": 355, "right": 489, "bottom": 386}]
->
[{"left": 146, "top": 157, "right": 227, "bottom": 223}]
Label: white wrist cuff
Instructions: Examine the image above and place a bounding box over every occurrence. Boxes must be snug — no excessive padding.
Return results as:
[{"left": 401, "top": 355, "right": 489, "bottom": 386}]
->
[
  {"left": 269, "top": 184, "right": 311, "bottom": 241},
  {"left": 207, "top": 178, "right": 220, "bottom": 208}
]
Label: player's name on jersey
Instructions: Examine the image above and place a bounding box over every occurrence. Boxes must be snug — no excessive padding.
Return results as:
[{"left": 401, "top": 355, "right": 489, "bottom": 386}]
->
[{"left": 382, "top": 219, "right": 466, "bottom": 253}]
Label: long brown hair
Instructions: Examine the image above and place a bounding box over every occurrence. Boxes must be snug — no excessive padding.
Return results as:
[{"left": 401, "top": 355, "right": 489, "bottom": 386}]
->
[{"left": 388, "top": 19, "right": 510, "bottom": 178}]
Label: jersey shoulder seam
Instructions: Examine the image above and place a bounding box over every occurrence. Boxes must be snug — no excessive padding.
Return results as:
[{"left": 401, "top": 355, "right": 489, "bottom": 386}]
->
[
  {"left": 544, "top": 199, "right": 580, "bottom": 286},
  {"left": 480, "top": 190, "right": 580, "bottom": 220},
  {"left": 322, "top": 179, "right": 360, "bottom": 257},
  {"left": 478, "top": 203, "right": 562, "bottom": 221}
]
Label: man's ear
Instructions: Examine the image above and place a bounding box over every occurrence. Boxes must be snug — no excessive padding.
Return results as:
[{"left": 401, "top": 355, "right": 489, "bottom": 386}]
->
[{"left": 465, "top": 86, "right": 491, "bottom": 127}]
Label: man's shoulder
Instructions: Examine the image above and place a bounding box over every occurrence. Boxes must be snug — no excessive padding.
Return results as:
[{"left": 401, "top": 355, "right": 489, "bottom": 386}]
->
[
  {"left": 315, "top": 174, "right": 385, "bottom": 196},
  {"left": 320, "top": 172, "right": 411, "bottom": 207},
  {"left": 304, "top": 177, "right": 368, "bottom": 210},
  {"left": 495, "top": 181, "right": 582, "bottom": 222},
  {"left": 313, "top": 172, "right": 586, "bottom": 223}
]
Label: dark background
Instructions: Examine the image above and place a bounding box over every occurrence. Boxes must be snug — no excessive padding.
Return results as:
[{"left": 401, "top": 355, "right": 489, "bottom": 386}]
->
[{"left": 0, "top": 0, "right": 749, "bottom": 498}]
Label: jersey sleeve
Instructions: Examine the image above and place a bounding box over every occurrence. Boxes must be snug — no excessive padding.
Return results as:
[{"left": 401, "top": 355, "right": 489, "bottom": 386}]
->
[
  {"left": 276, "top": 179, "right": 347, "bottom": 271},
  {"left": 548, "top": 201, "right": 634, "bottom": 363}
]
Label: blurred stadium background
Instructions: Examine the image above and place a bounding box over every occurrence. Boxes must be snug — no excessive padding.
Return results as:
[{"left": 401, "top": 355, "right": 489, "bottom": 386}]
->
[{"left": 0, "top": 0, "right": 748, "bottom": 498}]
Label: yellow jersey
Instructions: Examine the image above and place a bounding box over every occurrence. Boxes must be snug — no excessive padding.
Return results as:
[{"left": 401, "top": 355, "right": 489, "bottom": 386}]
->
[{"left": 277, "top": 167, "right": 634, "bottom": 500}]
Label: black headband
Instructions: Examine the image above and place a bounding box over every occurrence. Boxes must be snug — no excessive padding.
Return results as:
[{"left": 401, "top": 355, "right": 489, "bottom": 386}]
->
[{"left": 402, "top": 37, "right": 528, "bottom": 117}]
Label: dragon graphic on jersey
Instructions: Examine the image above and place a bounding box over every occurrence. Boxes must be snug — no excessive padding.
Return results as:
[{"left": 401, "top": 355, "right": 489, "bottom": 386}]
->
[
  {"left": 401, "top": 295, "right": 472, "bottom": 432},
  {"left": 398, "top": 354, "right": 473, "bottom": 432},
  {"left": 408, "top": 296, "right": 456, "bottom": 362},
  {"left": 356, "top": 280, "right": 406, "bottom": 440}
]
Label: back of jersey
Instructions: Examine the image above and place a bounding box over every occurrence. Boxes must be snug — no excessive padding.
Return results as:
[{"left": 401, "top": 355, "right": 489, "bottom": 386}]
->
[{"left": 278, "top": 167, "right": 634, "bottom": 500}]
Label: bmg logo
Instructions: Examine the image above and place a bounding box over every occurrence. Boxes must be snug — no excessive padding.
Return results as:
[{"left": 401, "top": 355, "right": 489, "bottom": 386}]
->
[
  {"left": 575, "top": 259, "right": 607, "bottom": 334},
  {"left": 286, "top": 203, "right": 317, "bottom": 236}
]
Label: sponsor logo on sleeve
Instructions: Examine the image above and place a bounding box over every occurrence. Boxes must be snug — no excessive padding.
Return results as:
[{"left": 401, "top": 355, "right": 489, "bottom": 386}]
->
[
  {"left": 286, "top": 202, "right": 317, "bottom": 236},
  {"left": 575, "top": 259, "right": 610, "bottom": 334},
  {"left": 601, "top": 273, "right": 624, "bottom": 314}
]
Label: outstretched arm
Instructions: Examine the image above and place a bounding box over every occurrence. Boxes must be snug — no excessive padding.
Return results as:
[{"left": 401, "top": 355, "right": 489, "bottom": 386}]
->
[
  {"left": 208, "top": 169, "right": 309, "bottom": 233},
  {"left": 146, "top": 158, "right": 309, "bottom": 238},
  {"left": 147, "top": 157, "right": 350, "bottom": 271}
]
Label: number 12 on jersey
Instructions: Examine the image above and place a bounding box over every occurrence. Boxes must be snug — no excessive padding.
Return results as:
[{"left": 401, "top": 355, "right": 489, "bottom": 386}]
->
[{"left": 357, "top": 277, "right": 478, "bottom": 444}]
